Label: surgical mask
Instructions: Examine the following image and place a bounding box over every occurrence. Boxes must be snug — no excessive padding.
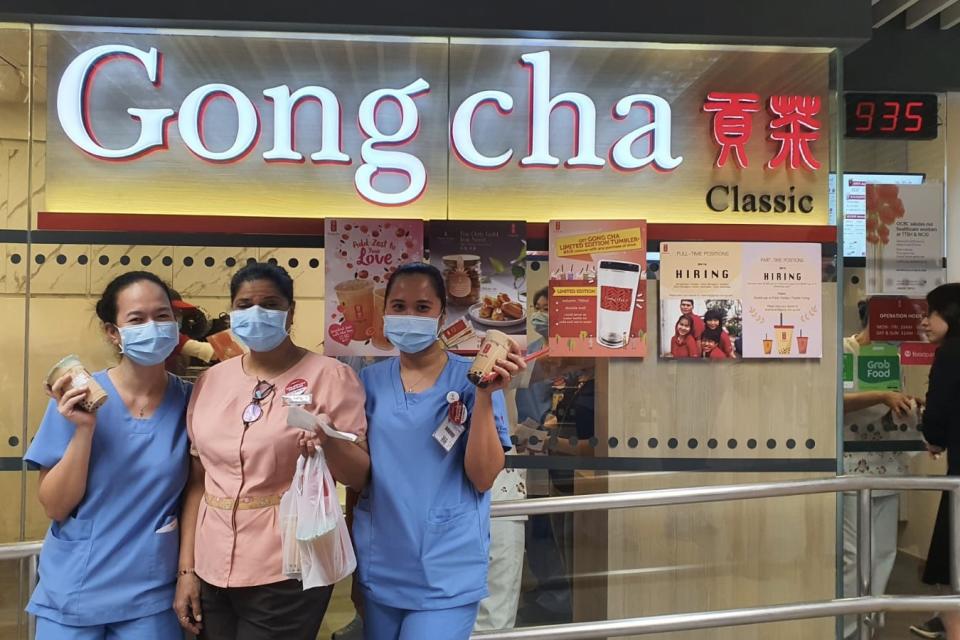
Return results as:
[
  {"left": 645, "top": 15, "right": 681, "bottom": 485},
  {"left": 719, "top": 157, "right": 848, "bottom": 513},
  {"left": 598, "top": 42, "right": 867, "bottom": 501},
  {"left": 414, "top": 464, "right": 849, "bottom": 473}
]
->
[
  {"left": 531, "top": 311, "right": 549, "bottom": 339},
  {"left": 118, "top": 321, "right": 179, "bottom": 366},
  {"left": 230, "top": 306, "right": 289, "bottom": 352},
  {"left": 383, "top": 315, "right": 439, "bottom": 354}
]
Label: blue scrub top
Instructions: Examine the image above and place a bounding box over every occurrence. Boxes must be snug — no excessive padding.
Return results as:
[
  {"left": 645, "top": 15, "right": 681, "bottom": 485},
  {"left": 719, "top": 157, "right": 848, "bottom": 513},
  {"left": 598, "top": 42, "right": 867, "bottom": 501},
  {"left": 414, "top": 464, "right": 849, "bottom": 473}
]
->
[
  {"left": 25, "top": 371, "right": 191, "bottom": 627},
  {"left": 355, "top": 353, "right": 511, "bottom": 610}
]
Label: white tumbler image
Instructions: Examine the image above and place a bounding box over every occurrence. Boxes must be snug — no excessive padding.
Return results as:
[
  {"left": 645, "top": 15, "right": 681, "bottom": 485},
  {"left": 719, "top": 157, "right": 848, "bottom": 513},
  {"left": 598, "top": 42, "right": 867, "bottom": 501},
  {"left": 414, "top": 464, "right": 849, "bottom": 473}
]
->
[{"left": 596, "top": 260, "right": 642, "bottom": 349}]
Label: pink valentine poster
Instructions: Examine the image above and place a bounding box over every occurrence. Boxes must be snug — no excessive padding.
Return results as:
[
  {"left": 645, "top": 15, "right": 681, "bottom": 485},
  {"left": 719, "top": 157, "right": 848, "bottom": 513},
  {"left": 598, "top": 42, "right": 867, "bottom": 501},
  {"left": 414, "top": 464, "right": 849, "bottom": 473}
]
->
[{"left": 324, "top": 218, "right": 424, "bottom": 356}]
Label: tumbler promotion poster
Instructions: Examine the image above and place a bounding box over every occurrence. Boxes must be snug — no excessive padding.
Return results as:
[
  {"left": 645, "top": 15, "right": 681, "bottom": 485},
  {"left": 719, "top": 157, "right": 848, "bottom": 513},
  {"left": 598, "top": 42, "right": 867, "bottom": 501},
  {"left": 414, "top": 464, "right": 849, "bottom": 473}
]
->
[
  {"left": 659, "top": 242, "right": 822, "bottom": 359},
  {"left": 324, "top": 219, "right": 424, "bottom": 356},
  {"left": 428, "top": 221, "right": 527, "bottom": 353},
  {"left": 866, "top": 183, "right": 946, "bottom": 296},
  {"left": 548, "top": 221, "right": 647, "bottom": 358}
]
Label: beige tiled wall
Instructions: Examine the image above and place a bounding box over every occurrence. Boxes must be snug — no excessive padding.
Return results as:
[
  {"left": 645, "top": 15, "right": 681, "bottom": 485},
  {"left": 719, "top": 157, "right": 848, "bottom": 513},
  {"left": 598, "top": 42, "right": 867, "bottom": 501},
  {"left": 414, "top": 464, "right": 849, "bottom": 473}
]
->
[{"left": 2, "top": 244, "right": 327, "bottom": 541}]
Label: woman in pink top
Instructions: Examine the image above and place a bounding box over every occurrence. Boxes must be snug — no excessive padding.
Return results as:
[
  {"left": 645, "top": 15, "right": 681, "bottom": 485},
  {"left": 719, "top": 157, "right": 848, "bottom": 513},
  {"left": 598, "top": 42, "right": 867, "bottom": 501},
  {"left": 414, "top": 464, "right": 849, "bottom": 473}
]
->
[{"left": 174, "top": 263, "right": 370, "bottom": 640}]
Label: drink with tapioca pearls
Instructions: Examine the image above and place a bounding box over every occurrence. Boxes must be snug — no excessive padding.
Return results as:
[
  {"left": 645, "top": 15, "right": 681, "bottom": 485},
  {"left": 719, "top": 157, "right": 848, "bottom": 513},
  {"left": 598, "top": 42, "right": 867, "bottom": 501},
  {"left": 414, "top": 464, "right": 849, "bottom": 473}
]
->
[
  {"left": 468, "top": 330, "right": 511, "bottom": 387},
  {"left": 46, "top": 355, "right": 108, "bottom": 412}
]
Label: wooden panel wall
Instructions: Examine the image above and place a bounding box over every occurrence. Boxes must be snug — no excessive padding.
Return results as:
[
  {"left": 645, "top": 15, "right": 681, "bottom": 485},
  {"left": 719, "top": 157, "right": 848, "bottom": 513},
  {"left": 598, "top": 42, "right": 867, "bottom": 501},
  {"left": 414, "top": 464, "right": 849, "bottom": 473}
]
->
[{"left": 575, "top": 281, "right": 839, "bottom": 639}]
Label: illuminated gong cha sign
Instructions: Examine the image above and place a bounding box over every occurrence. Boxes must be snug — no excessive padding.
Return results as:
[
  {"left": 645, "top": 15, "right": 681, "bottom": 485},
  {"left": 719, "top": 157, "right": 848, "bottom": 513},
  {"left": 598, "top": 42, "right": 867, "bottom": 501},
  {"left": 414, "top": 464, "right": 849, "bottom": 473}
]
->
[{"left": 57, "top": 44, "right": 820, "bottom": 209}]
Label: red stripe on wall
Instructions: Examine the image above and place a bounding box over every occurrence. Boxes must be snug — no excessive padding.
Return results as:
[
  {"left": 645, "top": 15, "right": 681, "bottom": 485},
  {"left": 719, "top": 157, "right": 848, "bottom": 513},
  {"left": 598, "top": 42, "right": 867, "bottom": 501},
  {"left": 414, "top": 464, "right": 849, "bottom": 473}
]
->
[
  {"left": 38, "top": 212, "right": 328, "bottom": 235},
  {"left": 38, "top": 212, "right": 837, "bottom": 243}
]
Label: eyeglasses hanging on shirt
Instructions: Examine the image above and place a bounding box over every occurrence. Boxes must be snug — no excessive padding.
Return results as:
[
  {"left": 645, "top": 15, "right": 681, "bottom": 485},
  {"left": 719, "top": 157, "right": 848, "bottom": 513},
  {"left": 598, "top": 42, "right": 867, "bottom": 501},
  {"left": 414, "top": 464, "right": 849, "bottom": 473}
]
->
[{"left": 242, "top": 380, "right": 276, "bottom": 428}]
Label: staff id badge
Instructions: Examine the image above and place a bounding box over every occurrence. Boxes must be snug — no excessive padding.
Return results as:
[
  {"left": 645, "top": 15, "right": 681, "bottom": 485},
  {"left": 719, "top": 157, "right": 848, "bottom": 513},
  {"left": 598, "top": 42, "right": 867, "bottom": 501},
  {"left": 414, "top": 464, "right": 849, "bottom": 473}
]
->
[{"left": 433, "top": 392, "right": 468, "bottom": 452}]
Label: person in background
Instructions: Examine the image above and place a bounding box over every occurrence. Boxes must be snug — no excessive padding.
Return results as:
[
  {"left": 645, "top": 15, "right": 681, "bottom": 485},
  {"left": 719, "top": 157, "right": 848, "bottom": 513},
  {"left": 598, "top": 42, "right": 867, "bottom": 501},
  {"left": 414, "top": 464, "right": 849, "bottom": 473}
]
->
[
  {"left": 917, "top": 284, "right": 960, "bottom": 640},
  {"left": 700, "top": 329, "right": 727, "bottom": 359},
  {"left": 842, "top": 300, "right": 920, "bottom": 640},
  {"left": 529, "top": 287, "right": 549, "bottom": 344},
  {"left": 516, "top": 287, "right": 552, "bottom": 425},
  {"left": 174, "top": 262, "right": 369, "bottom": 640},
  {"left": 164, "top": 293, "right": 216, "bottom": 376},
  {"left": 670, "top": 315, "right": 699, "bottom": 359},
  {"left": 703, "top": 308, "right": 736, "bottom": 358},
  {"left": 26, "top": 271, "right": 190, "bottom": 639},
  {"left": 475, "top": 286, "right": 535, "bottom": 632},
  {"left": 332, "top": 355, "right": 380, "bottom": 640},
  {"left": 354, "top": 263, "right": 523, "bottom": 639},
  {"left": 679, "top": 299, "right": 705, "bottom": 338}
]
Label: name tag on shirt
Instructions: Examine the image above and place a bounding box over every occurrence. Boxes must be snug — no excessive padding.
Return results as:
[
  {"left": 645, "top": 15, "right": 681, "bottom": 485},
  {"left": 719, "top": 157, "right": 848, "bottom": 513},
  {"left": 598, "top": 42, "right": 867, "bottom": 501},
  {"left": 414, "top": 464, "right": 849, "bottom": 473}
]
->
[
  {"left": 433, "top": 419, "right": 465, "bottom": 452},
  {"left": 282, "top": 393, "right": 312, "bottom": 407}
]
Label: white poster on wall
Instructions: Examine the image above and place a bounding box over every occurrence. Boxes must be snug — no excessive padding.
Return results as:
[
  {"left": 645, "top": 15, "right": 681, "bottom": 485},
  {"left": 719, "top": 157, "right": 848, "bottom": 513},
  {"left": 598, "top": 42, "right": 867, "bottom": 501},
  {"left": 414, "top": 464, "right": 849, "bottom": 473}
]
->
[{"left": 866, "top": 182, "right": 945, "bottom": 296}]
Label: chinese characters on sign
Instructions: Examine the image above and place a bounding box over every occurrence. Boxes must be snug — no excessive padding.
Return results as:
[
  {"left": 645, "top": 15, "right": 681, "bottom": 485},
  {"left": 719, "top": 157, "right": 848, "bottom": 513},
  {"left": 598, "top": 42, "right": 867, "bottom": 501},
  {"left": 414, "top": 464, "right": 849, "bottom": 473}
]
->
[{"left": 704, "top": 93, "right": 822, "bottom": 171}]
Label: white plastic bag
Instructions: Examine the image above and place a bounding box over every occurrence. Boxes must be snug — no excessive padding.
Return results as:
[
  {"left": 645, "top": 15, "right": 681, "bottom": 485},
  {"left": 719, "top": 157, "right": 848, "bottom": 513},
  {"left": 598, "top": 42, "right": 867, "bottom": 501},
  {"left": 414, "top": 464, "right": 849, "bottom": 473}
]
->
[
  {"left": 300, "top": 510, "right": 357, "bottom": 589},
  {"left": 279, "top": 457, "right": 304, "bottom": 579},
  {"left": 295, "top": 452, "right": 340, "bottom": 542}
]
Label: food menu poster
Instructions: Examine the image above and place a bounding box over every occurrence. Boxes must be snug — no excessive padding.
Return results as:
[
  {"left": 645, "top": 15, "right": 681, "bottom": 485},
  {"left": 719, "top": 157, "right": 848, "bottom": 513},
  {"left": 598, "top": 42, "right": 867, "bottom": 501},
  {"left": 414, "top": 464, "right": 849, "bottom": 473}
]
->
[
  {"left": 659, "top": 242, "right": 822, "bottom": 360},
  {"left": 428, "top": 221, "right": 527, "bottom": 353},
  {"left": 324, "top": 218, "right": 424, "bottom": 356},
  {"left": 547, "top": 220, "right": 647, "bottom": 358}
]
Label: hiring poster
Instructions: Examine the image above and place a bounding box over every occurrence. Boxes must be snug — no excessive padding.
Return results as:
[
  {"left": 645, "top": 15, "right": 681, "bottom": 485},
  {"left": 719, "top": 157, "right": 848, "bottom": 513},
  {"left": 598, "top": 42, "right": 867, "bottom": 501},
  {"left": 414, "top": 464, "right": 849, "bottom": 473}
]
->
[
  {"left": 324, "top": 219, "right": 424, "bottom": 356},
  {"left": 866, "top": 183, "right": 946, "bottom": 296},
  {"left": 548, "top": 220, "right": 647, "bottom": 358},
  {"left": 428, "top": 221, "right": 527, "bottom": 353},
  {"left": 659, "top": 242, "right": 822, "bottom": 359},
  {"left": 659, "top": 243, "right": 742, "bottom": 360}
]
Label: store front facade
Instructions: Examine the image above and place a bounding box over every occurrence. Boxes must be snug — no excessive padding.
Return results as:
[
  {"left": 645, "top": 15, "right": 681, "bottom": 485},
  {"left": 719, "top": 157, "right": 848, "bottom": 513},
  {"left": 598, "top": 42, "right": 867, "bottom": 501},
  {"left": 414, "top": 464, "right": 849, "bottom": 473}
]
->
[{"left": 0, "top": 18, "right": 860, "bottom": 640}]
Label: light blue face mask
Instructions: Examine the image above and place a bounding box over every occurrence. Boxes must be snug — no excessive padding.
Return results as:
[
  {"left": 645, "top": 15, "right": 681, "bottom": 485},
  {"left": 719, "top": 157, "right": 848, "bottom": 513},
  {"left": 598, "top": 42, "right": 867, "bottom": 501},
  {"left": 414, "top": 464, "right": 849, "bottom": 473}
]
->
[
  {"left": 118, "top": 321, "right": 180, "bottom": 366},
  {"left": 383, "top": 315, "right": 440, "bottom": 354},
  {"left": 230, "top": 306, "right": 289, "bottom": 352},
  {"left": 531, "top": 311, "right": 549, "bottom": 340}
]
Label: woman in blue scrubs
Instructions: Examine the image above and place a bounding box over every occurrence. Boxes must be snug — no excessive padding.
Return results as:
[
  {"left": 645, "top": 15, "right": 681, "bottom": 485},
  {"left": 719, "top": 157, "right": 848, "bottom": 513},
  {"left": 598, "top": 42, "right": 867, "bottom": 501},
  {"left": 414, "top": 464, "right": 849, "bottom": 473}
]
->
[
  {"left": 26, "top": 271, "right": 191, "bottom": 639},
  {"left": 353, "top": 263, "right": 524, "bottom": 640}
]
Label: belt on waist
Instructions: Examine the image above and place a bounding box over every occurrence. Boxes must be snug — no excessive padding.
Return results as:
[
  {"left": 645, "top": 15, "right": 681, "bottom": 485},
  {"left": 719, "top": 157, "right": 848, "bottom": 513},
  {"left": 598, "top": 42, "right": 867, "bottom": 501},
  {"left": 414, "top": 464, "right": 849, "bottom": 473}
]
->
[{"left": 204, "top": 493, "right": 282, "bottom": 510}]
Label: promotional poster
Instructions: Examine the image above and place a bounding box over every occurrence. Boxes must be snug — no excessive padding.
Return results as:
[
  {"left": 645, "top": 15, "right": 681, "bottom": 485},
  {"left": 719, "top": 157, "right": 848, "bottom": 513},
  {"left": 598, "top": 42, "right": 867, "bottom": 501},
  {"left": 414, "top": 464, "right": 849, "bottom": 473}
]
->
[
  {"left": 866, "top": 182, "right": 946, "bottom": 296},
  {"left": 324, "top": 218, "right": 424, "bottom": 356},
  {"left": 659, "top": 242, "right": 822, "bottom": 359},
  {"left": 547, "top": 221, "right": 647, "bottom": 357},
  {"left": 428, "top": 221, "right": 527, "bottom": 353}
]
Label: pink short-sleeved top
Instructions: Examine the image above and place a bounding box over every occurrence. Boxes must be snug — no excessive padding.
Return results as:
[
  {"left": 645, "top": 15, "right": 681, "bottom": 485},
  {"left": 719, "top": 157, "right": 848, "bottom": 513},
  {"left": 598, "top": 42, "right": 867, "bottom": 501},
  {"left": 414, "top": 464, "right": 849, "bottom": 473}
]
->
[{"left": 187, "top": 351, "right": 367, "bottom": 588}]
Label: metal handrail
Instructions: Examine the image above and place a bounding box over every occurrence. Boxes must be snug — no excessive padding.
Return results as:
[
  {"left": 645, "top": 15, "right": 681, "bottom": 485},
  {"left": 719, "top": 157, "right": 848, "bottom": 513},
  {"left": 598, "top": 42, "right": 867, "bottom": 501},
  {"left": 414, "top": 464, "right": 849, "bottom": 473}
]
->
[
  {"left": 0, "top": 541, "right": 41, "bottom": 560},
  {"left": 490, "top": 475, "right": 960, "bottom": 518},
  {"left": 1, "top": 542, "right": 41, "bottom": 640},
  {"left": 5, "top": 477, "right": 960, "bottom": 640},
  {"left": 479, "top": 475, "right": 960, "bottom": 640},
  {"left": 472, "top": 596, "right": 960, "bottom": 639}
]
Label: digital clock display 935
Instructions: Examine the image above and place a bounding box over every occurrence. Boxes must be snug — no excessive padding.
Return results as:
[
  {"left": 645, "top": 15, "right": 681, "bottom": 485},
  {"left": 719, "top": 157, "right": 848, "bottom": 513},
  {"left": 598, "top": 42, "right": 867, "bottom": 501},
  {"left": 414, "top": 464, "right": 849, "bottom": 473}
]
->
[{"left": 845, "top": 93, "right": 938, "bottom": 140}]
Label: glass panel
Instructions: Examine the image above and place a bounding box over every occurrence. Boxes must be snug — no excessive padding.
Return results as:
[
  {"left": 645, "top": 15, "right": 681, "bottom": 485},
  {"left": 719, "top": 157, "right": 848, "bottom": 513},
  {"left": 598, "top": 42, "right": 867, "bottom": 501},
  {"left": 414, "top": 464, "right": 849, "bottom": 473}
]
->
[
  {"left": 0, "top": 22, "right": 32, "bottom": 640},
  {"left": 839, "top": 94, "right": 948, "bottom": 636},
  {"left": 503, "top": 493, "right": 836, "bottom": 638},
  {"left": 20, "top": 22, "right": 847, "bottom": 640}
]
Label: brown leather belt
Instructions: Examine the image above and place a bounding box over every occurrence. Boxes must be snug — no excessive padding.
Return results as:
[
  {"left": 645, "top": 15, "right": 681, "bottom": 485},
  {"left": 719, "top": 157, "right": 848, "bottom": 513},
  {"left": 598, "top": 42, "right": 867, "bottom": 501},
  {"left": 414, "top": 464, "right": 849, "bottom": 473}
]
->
[{"left": 204, "top": 493, "right": 282, "bottom": 511}]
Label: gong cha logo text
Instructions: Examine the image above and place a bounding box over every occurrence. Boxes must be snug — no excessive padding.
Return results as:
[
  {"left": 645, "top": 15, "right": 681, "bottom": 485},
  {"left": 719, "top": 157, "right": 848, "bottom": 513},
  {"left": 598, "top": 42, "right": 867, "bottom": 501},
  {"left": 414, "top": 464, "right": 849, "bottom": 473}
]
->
[{"left": 60, "top": 44, "right": 730, "bottom": 205}]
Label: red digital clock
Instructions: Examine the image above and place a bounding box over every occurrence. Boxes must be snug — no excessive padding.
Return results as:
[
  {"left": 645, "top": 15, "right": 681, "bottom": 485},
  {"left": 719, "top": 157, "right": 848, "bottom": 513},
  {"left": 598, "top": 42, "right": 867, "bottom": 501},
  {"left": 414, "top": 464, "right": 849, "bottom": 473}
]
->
[{"left": 845, "top": 93, "right": 938, "bottom": 140}]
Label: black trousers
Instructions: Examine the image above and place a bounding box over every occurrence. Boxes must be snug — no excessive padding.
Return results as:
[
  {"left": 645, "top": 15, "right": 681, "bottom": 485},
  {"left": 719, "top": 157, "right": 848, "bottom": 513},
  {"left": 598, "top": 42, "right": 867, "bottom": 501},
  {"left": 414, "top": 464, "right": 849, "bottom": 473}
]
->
[{"left": 199, "top": 578, "right": 333, "bottom": 640}]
